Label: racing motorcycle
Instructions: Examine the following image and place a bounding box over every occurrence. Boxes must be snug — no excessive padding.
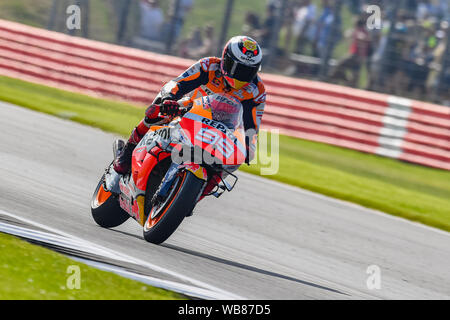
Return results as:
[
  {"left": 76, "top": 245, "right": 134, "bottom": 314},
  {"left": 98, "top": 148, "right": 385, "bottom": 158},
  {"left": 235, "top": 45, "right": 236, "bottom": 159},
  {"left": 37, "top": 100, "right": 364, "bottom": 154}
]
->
[{"left": 90, "top": 93, "right": 247, "bottom": 244}]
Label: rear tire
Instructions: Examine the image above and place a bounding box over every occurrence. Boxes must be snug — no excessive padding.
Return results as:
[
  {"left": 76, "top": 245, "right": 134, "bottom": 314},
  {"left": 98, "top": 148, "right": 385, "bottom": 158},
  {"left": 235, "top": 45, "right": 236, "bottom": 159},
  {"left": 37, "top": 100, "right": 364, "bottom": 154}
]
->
[
  {"left": 143, "top": 171, "right": 204, "bottom": 244},
  {"left": 91, "top": 175, "right": 130, "bottom": 228}
]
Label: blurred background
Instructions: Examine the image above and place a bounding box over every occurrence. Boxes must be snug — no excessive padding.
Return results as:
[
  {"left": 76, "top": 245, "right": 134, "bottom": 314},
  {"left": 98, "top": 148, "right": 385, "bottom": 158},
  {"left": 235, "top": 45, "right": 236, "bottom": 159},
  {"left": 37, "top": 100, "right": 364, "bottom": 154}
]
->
[{"left": 1, "top": 0, "right": 449, "bottom": 106}]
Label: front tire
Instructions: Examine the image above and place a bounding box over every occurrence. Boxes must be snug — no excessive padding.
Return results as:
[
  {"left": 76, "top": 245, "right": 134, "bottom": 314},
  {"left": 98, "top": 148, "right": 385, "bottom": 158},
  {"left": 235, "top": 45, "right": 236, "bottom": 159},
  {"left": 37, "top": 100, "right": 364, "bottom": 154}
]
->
[
  {"left": 143, "top": 171, "right": 204, "bottom": 244},
  {"left": 91, "top": 175, "right": 130, "bottom": 228}
]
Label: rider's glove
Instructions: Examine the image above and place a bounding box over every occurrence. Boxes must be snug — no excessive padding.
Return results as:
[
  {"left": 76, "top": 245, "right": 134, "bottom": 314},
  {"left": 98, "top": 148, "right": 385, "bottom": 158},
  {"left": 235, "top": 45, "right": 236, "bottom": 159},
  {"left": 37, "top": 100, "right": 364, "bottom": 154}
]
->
[{"left": 159, "top": 100, "right": 180, "bottom": 116}]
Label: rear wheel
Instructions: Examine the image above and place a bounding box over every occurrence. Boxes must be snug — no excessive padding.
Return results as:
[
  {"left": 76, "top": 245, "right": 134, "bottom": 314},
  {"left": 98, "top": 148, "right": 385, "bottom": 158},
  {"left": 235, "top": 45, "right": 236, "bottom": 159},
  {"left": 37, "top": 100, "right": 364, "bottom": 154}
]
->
[
  {"left": 91, "top": 175, "right": 130, "bottom": 228},
  {"left": 143, "top": 171, "right": 205, "bottom": 244}
]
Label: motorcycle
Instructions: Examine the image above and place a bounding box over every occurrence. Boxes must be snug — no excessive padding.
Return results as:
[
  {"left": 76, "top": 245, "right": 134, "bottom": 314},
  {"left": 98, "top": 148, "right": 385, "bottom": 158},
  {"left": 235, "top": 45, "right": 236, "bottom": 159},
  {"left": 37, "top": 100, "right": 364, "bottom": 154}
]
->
[{"left": 90, "top": 93, "right": 247, "bottom": 244}]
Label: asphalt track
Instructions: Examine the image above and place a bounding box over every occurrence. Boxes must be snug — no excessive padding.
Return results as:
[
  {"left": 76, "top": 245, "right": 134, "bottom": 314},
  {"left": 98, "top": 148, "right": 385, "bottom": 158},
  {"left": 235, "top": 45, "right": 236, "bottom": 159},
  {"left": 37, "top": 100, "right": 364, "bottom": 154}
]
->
[{"left": 1, "top": 101, "right": 449, "bottom": 299}]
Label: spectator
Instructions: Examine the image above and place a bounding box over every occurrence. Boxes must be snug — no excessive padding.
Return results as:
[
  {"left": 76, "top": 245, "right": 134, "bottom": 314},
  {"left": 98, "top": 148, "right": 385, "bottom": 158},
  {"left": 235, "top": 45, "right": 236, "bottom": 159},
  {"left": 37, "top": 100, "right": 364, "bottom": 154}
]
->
[
  {"left": 440, "top": 63, "right": 450, "bottom": 104},
  {"left": 267, "top": 0, "right": 281, "bottom": 9},
  {"left": 427, "top": 21, "right": 449, "bottom": 94},
  {"left": 367, "top": 7, "right": 390, "bottom": 91},
  {"left": 405, "top": 39, "right": 435, "bottom": 97},
  {"left": 404, "top": 0, "right": 419, "bottom": 17},
  {"left": 167, "top": 0, "right": 194, "bottom": 41},
  {"left": 260, "top": 3, "right": 278, "bottom": 48},
  {"left": 139, "top": 0, "right": 164, "bottom": 41},
  {"left": 242, "top": 12, "right": 262, "bottom": 43},
  {"left": 347, "top": 0, "right": 362, "bottom": 15},
  {"left": 416, "top": 0, "right": 447, "bottom": 21},
  {"left": 331, "top": 16, "right": 372, "bottom": 87},
  {"left": 292, "top": 0, "right": 317, "bottom": 54},
  {"left": 184, "top": 25, "right": 217, "bottom": 59},
  {"left": 379, "top": 10, "right": 411, "bottom": 94},
  {"left": 177, "top": 26, "right": 203, "bottom": 58},
  {"left": 314, "top": 0, "right": 339, "bottom": 58}
]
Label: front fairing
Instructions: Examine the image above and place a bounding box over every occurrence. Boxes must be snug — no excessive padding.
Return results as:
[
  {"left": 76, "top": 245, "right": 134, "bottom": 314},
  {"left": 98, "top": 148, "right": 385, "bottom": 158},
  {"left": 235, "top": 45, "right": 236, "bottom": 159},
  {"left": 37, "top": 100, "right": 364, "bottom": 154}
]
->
[{"left": 178, "top": 109, "right": 247, "bottom": 166}]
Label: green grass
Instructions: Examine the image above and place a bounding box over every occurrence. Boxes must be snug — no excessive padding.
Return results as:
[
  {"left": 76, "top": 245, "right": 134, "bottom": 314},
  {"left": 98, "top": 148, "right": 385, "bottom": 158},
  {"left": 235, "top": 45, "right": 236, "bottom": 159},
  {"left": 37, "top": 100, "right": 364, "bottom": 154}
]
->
[
  {"left": 0, "top": 75, "right": 449, "bottom": 233},
  {"left": 0, "top": 233, "right": 185, "bottom": 299},
  {"left": 0, "top": 75, "right": 143, "bottom": 137}
]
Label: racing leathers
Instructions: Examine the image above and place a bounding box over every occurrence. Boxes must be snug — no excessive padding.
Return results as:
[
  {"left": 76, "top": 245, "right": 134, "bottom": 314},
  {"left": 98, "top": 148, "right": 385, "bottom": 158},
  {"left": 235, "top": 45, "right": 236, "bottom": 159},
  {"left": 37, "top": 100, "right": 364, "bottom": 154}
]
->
[{"left": 113, "top": 56, "right": 266, "bottom": 175}]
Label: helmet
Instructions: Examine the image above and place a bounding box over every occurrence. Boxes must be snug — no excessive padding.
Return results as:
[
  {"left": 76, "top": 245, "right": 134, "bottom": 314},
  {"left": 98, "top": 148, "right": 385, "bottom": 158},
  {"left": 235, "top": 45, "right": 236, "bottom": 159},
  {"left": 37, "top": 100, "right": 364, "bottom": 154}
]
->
[{"left": 221, "top": 36, "right": 262, "bottom": 90}]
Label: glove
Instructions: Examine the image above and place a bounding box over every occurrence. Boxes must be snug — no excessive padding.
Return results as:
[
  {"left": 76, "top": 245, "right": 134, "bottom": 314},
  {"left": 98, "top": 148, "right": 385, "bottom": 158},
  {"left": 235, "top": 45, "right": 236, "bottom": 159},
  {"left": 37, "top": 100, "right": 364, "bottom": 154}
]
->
[{"left": 159, "top": 100, "right": 180, "bottom": 116}]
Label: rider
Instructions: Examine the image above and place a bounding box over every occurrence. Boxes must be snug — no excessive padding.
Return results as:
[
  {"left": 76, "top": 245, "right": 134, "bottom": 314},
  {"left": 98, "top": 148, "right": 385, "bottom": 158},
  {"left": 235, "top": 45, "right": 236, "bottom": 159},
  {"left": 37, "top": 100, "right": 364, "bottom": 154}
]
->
[{"left": 113, "top": 35, "right": 266, "bottom": 175}]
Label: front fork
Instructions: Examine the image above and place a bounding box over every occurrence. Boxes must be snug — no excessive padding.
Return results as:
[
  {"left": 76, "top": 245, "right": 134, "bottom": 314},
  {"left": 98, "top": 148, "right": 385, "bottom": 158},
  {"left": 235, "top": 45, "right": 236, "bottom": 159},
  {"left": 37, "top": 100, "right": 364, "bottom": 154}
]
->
[
  {"left": 153, "top": 162, "right": 209, "bottom": 206},
  {"left": 153, "top": 162, "right": 180, "bottom": 204}
]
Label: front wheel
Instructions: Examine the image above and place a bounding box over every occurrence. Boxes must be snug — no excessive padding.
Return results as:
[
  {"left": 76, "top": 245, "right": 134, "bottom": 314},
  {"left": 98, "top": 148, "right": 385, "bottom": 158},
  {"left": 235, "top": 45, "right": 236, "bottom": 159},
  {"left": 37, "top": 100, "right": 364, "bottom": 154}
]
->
[
  {"left": 91, "top": 175, "right": 130, "bottom": 228},
  {"left": 143, "top": 171, "right": 205, "bottom": 244}
]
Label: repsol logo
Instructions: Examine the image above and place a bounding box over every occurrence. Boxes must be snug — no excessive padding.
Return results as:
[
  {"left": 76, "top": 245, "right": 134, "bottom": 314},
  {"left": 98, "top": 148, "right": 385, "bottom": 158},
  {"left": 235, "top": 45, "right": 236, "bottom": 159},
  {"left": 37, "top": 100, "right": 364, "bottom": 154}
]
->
[
  {"left": 202, "top": 118, "right": 226, "bottom": 132},
  {"left": 201, "top": 118, "right": 236, "bottom": 141}
]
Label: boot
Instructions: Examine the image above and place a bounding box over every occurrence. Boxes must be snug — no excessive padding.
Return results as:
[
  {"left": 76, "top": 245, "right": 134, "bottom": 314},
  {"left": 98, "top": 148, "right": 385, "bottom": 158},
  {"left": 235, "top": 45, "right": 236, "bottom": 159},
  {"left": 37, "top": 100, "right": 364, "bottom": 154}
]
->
[
  {"left": 113, "top": 140, "right": 136, "bottom": 174},
  {"left": 113, "top": 126, "right": 145, "bottom": 174},
  {"left": 112, "top": 114, "right": 157, "bottom": 174}
]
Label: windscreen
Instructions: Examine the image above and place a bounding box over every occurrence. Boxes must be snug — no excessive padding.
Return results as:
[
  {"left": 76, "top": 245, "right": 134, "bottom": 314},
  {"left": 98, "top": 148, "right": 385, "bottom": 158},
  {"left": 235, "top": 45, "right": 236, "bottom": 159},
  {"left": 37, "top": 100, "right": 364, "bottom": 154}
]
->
[{"left": 201, "top": 94, "right": 244, "bottom": 130}]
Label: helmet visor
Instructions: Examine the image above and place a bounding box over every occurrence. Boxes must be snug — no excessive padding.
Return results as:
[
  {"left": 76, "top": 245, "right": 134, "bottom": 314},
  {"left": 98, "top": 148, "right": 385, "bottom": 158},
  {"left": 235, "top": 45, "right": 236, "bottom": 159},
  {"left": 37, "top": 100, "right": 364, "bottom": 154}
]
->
[{"left": 222, "top": 53, "right": 259, "bottom": 83}]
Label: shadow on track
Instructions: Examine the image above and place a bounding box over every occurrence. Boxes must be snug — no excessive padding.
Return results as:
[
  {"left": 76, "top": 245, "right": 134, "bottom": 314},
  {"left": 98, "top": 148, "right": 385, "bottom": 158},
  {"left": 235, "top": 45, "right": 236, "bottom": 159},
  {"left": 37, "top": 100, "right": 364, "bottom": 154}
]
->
[
  {"left": 161, "top": 243, "right": 348, "bottom": 296},
  {"left": 109, "top": 228, "right": 143, "bottom": 241},
  {"left": 107, "top": 228, "right": 347, "bottom": 296}
]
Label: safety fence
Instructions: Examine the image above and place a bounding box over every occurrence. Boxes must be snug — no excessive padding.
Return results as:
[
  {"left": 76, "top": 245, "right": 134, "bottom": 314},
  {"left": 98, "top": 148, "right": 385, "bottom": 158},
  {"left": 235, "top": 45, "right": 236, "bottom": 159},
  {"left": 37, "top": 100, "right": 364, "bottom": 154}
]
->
[{"left": 0, "top": 19, "right": 448, "bottom": 170}]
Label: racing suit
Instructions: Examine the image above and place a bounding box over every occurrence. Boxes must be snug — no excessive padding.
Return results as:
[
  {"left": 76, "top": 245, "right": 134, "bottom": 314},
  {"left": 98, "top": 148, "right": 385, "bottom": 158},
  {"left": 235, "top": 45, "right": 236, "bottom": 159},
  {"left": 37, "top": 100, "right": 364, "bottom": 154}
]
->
[
  {"left": 114, "top": 57, "right": 266, "bottom": 199},
  {"left": 128, "top": 56, "right": 266, "bottom": 163}
]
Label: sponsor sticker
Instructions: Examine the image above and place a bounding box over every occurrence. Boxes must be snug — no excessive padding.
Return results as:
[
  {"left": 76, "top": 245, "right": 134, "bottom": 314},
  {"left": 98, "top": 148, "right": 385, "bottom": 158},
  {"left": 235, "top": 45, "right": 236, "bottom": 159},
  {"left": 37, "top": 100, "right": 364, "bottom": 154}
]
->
[
  {"left": 211, "top": 77, "right": 221, "bottom": 87},
  {"left": 254, "top": 93, "right": 266, "bottom": 104},
  {"left": 200, "top": 59, "right": 210, "bottom": 72},
  {"left": 243, "top": 39, "right": 257, "bottom": 51}
]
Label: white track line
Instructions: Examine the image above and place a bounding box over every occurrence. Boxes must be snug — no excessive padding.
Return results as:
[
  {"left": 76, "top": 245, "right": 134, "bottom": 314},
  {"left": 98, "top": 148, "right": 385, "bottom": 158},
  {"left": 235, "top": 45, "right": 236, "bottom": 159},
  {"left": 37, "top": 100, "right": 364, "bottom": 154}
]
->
[
  {"left": 71, "top": 257, "right": 234, "bottom": 300},
  {"left": 0, "top": 221, "right": 234, "bottom": 299},
  {"left": 0, "top": 208, "right": 245, "bottom": 300}
]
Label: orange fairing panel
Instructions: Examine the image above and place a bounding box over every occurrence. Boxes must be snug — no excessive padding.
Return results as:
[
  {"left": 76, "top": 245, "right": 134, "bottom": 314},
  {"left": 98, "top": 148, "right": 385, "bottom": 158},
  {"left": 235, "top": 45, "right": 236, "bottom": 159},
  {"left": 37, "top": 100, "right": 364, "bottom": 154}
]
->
[
  {"left": 150, "top": 125, "right": 166, "bottom": 132},
  {"left": 95, "top": 184, "right": 111, "bottom": 206},
  {"left": 189, "top": 98, "right": 213, "bottom": 119}
]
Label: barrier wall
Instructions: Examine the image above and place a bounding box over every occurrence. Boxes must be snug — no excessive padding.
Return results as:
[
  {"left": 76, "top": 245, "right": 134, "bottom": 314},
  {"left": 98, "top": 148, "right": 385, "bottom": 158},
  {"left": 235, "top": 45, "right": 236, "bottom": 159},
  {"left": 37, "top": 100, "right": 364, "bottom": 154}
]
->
[{"left": 0, "top": 19, "right": 448, "bottom": 170}]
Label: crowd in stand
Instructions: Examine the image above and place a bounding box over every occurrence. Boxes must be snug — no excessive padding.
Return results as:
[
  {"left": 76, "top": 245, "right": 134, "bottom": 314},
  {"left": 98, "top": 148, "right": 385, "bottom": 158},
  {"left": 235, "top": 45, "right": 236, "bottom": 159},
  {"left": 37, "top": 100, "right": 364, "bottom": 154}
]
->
[
  {"left": 272, "top": 0, "right": 450, "bottom": 101},
  {"left": 136, "top": 0, "right": 450, "bottom": 103}
]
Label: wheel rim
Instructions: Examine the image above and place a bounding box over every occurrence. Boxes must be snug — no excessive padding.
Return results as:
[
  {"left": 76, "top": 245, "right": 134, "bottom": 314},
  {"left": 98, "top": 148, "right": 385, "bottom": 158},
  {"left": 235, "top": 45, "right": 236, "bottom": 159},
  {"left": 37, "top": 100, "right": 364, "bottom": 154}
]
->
[{"left": 144, "top": 172, "right": 187, "bottom": 231}]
